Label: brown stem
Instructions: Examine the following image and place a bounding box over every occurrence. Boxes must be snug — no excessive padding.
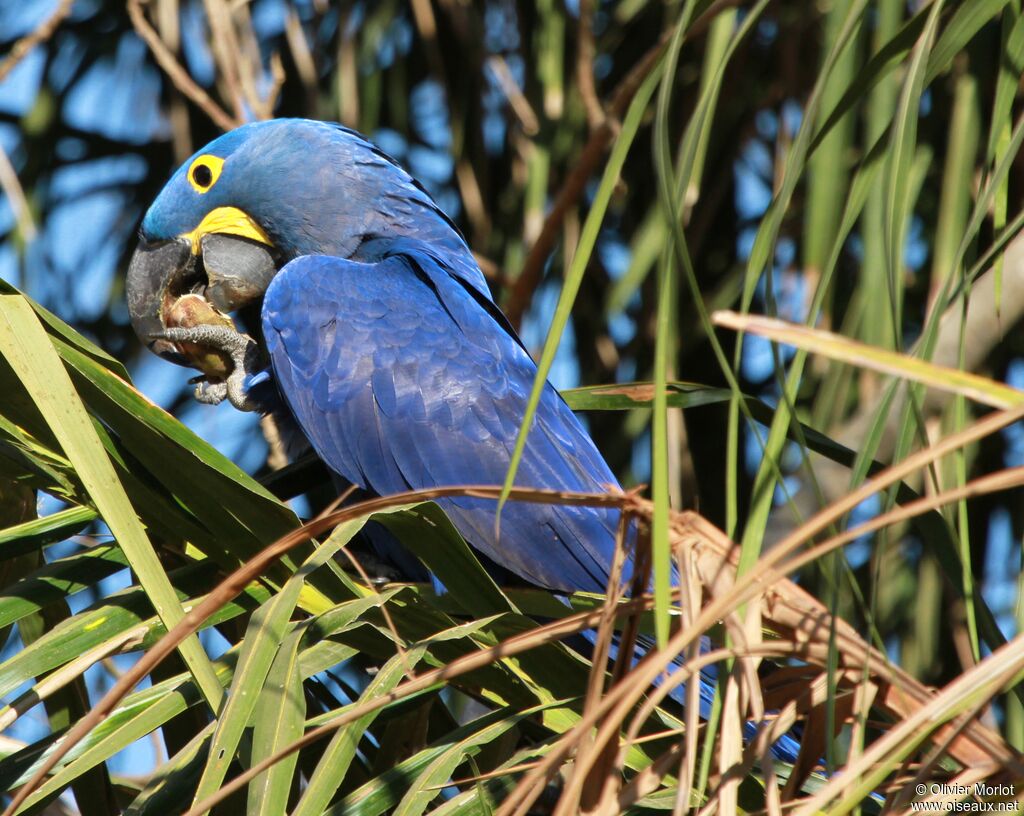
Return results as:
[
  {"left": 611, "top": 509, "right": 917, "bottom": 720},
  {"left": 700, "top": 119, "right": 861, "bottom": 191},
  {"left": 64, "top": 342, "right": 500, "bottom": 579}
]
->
[
  {"left": 128, "top": 0, "right": 239, "bottom": 132},
  {"left": 505, "top": 29, "right": 670, "bottom": 327},
  {"left": 0, "top": 0, "right": 74, "bottom": 83},
  {"left": 1, "top": 484, "right": 634, "bottom": 816},
  {"left": 504, "top": 0, "right": 752, "bottom": 328},
  {"left": 576, "top": 0, "right": 605, "bottom": 129}
]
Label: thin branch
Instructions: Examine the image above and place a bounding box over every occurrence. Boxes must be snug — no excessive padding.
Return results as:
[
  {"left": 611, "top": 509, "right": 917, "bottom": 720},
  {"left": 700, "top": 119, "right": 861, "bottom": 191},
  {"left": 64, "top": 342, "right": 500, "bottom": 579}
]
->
[
  {"left": 336, "top": 6, "right": 360, "bottom": 127},
  {"left": 499, "top": 448, "right": 1024, "bottom": 814},
  {"left": 505, "top": 28, "right": 670, "bottom": 327},
  {"left": 156, "top": 0, "right": 194, "bottom": 162},
  {"left": 261, "top": 51, "right": 285, "bottom": 119},
  {"left": 284, "top": 8, "right": 317, "bottom": 110},
  {"left": 0, "top": 0, "right": 74, "bottom": 83},
  {"left": 472, "top": 250, "right": 508, "bottom": 286},
  {"left": 202, "top": 0, "right": 247, "bottom": 121},
  {"left": 1, "top": 484, "right": 633, "bottom": 816},
  {"left": 0, "top": 144, "right": 36, "bottom": 242},
  {"left": 227, "top": 0, "right": 280, "bottom": 120},
  {"left": 409, "top": 0, "right": 491, "bottom": 240},
  {"left": 565, "top": 508, "right": 631, "bottom": 813},
  {"left": 487, "top": 56, "right": 540, "bottom": 135},
  {"left": 576, "top": 0, "right": 605, "bottom": 128},
  {"left": 320, "top": 482, "right": 415, "bottom": 676},
  {"left": 258, "top": 414, "right": 288, "bottom": 470},
  {"left": 230, "top": 0, "right": 268, "bottom": 118},
  {"left": 212, "top": 456, "right": 1024, "bottom": 816},
  {"left": 505, "top": 0, "right": 749, "bottom": 326},
  {"left": 128, "top": 0, "right": 239, "bottom": 132}
]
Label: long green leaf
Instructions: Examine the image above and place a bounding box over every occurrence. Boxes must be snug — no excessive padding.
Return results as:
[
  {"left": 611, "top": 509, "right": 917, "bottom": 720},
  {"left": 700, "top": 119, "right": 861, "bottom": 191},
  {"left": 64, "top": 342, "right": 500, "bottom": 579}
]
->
[
  {"left": 0, "top": 506, "right": 96, "bottom": 557},
  {"left": 0, "top": 294, "right": 222, "bottom": 710},
  {"left": 249, "top": 628, "right": 306, "bottom": 816},
  {"left": 291, "top": 645, "right": 432, "bottom": 816},
  {"left": 497, "top": 57, "right": 663, "bottom": 515},
  {"left": 376, "top": 504, "right": 515, "bottom": 616},
  {"left": 326, "top": 704, "right": 560, "bottom": 816},
  {"left": 0, "top": 544, "right": 127, "bottom": 630},
  {"left": 190, "top": 517, "right": 367, "bottom": 806},
  {"left": 13, "top": 593, "right": 392, "bottom": 811}
]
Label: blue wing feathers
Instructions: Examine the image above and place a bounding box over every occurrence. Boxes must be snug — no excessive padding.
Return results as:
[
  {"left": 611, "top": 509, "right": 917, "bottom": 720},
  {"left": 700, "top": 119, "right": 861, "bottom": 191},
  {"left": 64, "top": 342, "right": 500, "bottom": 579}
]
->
[
  {"left": 262, "top": 244, "right": 622, "bottom": 593},
  {"left": 142, "top": 119, "right": 803, "bottom": 765},
  {"left": 260, "top": 218, "right": 802, "bottom": 765}
]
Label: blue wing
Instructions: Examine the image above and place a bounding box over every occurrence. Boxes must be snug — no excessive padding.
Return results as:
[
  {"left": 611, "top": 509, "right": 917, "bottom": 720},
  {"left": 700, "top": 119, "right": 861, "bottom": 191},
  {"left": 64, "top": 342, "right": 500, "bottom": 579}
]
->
[
  {"left": 261, "top": 241, "right": 805, "bottom": 764},
  {"left": 261, "top": 240, "right": 625, "bottom": 594}
]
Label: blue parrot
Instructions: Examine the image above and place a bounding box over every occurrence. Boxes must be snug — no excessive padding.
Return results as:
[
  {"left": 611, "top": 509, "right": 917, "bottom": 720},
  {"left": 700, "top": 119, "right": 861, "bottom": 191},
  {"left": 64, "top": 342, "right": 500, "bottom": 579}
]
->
[
  {"left": 128, "top": 118, "right": 624, "bottom": 593},
  {"left": 126, "top": 118, "right": 802, "bottom": 764}
]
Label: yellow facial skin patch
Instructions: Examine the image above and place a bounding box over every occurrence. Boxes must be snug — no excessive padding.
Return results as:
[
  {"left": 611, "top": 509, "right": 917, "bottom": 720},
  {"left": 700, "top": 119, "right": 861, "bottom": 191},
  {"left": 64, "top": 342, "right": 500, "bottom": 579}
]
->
[
  {"left": 187, "top": 154, "right": 225, "bottom": 194},
  {"left": 180, "top": 154, "right": 275, "bottom": 254},
  {"left": 180, "top": 206, "right": 274, "bottom": 255}
]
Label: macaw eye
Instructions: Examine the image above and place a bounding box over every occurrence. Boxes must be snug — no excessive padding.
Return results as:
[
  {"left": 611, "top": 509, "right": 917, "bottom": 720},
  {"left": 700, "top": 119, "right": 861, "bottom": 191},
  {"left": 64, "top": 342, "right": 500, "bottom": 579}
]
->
[{"left": 187, "top": 155, "right": 224, "bottom": 194}]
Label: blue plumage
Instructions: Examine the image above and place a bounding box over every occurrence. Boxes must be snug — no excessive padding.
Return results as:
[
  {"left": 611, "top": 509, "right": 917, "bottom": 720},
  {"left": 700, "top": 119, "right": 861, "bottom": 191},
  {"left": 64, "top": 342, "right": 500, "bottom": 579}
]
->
[
  {"left": 133, "top": 118, "right": 803, "bottom": 766},
  {"left": 142, "top": 119, "right": 491, "bottom": 299},
  {"left": 262, "top": 241, "right": 625, "bottom": 594}
]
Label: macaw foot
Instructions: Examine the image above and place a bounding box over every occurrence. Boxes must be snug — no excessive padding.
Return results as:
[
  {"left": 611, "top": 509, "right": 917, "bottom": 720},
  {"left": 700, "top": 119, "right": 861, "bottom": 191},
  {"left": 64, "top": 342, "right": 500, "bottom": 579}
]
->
[{"left": 154, "top": 325, "right": 263, "bottom": 412}]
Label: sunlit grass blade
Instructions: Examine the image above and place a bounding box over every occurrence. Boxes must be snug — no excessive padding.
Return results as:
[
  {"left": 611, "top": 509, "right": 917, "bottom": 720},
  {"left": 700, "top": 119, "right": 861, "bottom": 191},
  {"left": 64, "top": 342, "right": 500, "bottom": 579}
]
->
[
  {"left": 0, "top": 505, "right": 96, "bottom": 555},
  {"left": 19, "top": 592, "right": 398, "bottom": 812},
  {"left": 604, "top": 206, "right": 664, "bottom": 316},
  {"left": 924, "top": 0, "right": 1011, "bottom": 86},
  {"left": 497, "top": 59, "right": 662, "bottom": 511},
  {"left": 658, "top": 1, "right": 770, "bottom": 553},
  {"left": 377, "top": 504, "right": 515, "bottom": 615},
  {"left": 796, "top": 634, "right": 1024, "bottom": 814},
  {"left": 420, "top": 745, "right": 552, "bottom": 816},
  {"left": 0, "top": 567, "right": 265, "bottom": 707},
  {"left": 190, "top": 517, "right": 367, "bottom": 806},
  {"left": 562, "top": 381, "right": 731, "bottom": 411},
  {"left": 713, "top": 311, "right": 1024, "bottom": 408},
  {"left": 852, "top": 0, "right": 902, "bottom": 361},
  {"left": 0, "top": 294, "right": 222, "bottom": 711},
  {"left": 650, "top": 248, "right": 674, "bottom": 648},
  {"left": 289, "top": 645, "right": 429, "bottom": 816},
  {"left": 733, "top": 0, "right": 868, "bottom": 542},
  {"left": 981, "top": 4, "right": 1024, "bottom": 321},
  {"left": 0, "top": 281, "right": 129, "bottom": 379},
  {"left": 55, "top": 341, "right": 298, "bottom": 550},
  {"left": 123, "top": 724, "right": 217, "bottom": 815},
  {"left": 803, "top": 0, "right": 858, "bottom": 283},
  {"left": 327, "top": 705, "right": 559, "bottom": 816},
  {"left": 882, "top": 0, "right": 941, "bottom": 345},
  {"left": 809, "top": 6, "right": 925, "bottom": 152},
  {"left": 811, "top": 0, "right": 1004, "bottom": 153},
  {"left": 648, "top": 0, "right": 698, "bottom": 651},
  {"left": 0, "top": 544, "right": 127, "bottom": 631},
  {"left": 8, "top": 663, "right": 235, "bottom": 813},
  {"left": 249, "top": 628, "right": 305, "bottom": 816}
]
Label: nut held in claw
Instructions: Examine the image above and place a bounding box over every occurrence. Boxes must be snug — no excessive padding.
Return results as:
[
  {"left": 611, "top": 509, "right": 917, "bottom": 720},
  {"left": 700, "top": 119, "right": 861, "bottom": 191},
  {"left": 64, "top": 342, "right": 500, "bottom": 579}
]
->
[{"left": 163, "top": 294, "right": 237, "bottom": 381}]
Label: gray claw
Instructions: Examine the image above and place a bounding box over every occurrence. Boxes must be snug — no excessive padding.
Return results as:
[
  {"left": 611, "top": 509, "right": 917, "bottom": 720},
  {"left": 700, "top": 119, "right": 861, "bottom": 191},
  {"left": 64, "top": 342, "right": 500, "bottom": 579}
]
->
[
  {"left": 195, "top": 380, "right": 228, "bottom": 405},
  {"left": 154, "top": 325, "right": 263, "bottom": 413}
]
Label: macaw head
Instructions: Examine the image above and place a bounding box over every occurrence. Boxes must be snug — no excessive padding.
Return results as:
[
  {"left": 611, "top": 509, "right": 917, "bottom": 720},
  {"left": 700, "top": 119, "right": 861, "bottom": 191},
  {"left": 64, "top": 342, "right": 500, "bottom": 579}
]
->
[{"left": 127, "top": 118, "right": 470, "bottom": 364}]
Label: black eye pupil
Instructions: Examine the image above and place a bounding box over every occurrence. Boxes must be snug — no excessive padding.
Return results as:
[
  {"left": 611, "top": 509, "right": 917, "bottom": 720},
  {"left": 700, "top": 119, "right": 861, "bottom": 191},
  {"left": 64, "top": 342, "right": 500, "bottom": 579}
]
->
[{"left": 192, "top": 164, "right": 213, "bottom": 188}]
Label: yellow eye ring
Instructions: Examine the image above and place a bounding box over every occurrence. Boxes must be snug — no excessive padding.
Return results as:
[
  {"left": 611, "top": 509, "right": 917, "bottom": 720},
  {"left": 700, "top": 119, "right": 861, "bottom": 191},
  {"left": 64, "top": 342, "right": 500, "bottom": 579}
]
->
[{"left": 187, "top": 155, "right": 224, "bottom": 194}]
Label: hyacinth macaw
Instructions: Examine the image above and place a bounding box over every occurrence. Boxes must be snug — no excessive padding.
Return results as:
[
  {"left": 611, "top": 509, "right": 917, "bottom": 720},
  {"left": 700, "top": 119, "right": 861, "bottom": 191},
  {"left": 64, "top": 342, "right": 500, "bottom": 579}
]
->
[{"left": 126, "top": 118, "right": 800, "bottom": 762}]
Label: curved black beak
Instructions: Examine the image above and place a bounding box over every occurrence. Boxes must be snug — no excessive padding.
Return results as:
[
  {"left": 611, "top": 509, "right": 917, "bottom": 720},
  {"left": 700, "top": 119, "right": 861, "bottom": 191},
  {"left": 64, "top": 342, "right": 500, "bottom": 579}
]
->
[
  {"left": 126, "top": 233, "right": 279, "bottom": 366},
  {"left": 126, "top": 237, "right": 193, "bottom": 364}
]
